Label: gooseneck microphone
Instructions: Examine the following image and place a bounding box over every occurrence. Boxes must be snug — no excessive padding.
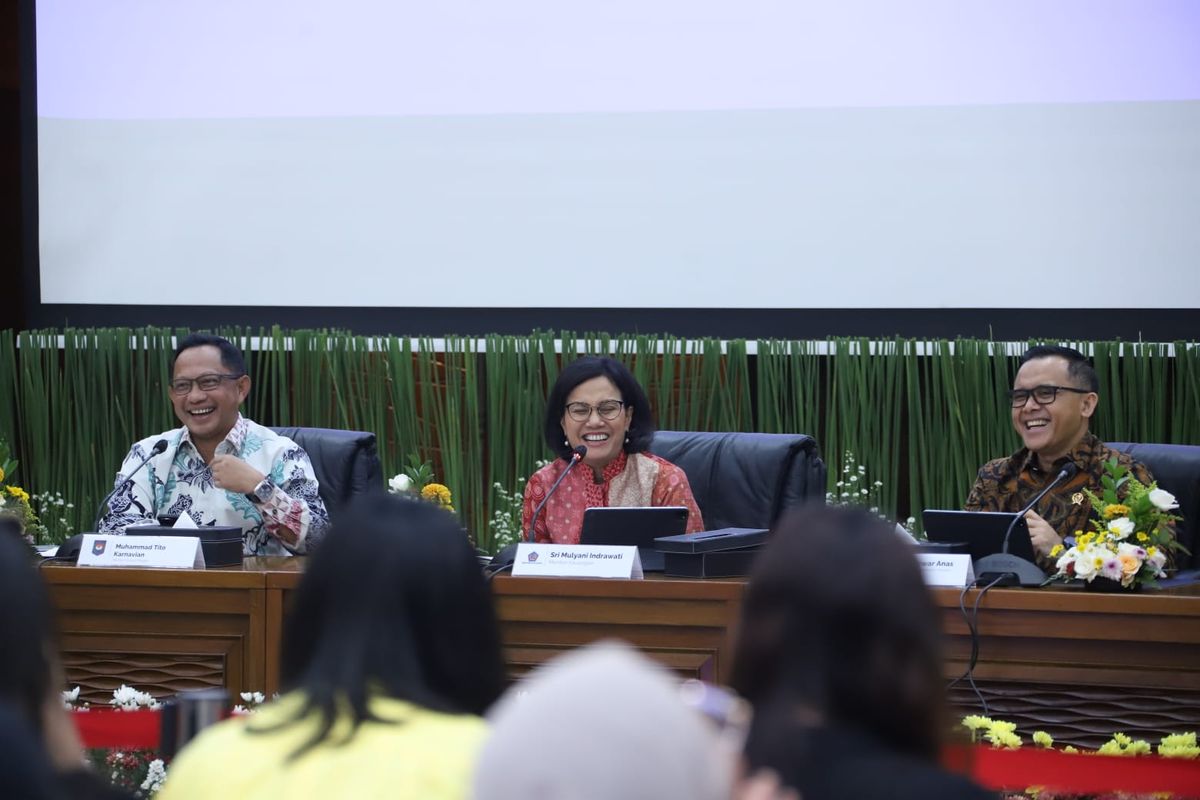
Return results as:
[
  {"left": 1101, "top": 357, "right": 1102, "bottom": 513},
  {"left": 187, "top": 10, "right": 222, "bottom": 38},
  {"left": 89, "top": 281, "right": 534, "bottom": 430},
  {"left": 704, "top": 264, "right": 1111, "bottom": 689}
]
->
[
  {"left": 1000, "top": 461, "right": 1079, "bottom": 554},
  {"left": 527, "top": 445, "right": 588, "bottom": 542},
  {"left": 484, "top": 445, "right": 587, "bottom": 578},
  {"left": 977, "top": 461, "right": 1079, "bottom": 586},
  {"left": 92, "top": 438, "right": 169, "bottom": 531}
]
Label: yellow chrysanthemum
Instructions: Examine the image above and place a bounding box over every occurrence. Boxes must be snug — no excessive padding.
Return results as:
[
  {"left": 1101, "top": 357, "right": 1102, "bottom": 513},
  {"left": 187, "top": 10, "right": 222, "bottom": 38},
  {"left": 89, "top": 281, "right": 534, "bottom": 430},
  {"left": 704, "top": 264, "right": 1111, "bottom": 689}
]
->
[
  {"left": 0, "top": 466, "right": 5, "bottom": 483},
  {"left": 1136, "top": 532, "right": 1150, "bottom": 543},
  {"left": 1032, "top": 731, "right": 1053, "bottom": 748},
  {"left": 1158, "top": 732, "right": 1200, "bottom": 759},
  {"left": 6, "top": 485, "right": 29, "bottom": 505},
  {"left": 1062, "top": 745, "right": 1079, "bottom": 754},
  {"left": 961, "top": 715, "right": 993, "bottom": 732},
  {"left": 421, "top": 483, "right": 453, "bottom": 507},
  {"left": 1102, "top": 503, "right": 1131, "bottom": 519},
  {"left": 1050, "top": 544, "right": 1064, "bottom": 558}
]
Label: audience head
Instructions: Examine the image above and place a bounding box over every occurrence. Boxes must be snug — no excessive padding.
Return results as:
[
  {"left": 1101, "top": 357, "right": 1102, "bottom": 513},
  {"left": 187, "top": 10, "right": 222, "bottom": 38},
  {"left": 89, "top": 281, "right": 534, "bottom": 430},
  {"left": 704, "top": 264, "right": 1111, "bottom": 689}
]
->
[
  {"left": 543, "top": 356, "right": 656, "bottom": 473},
  {"left": 1011, "top": 345, "right": 1098, "bottom": 463},
  {"left": 275, "top": 493, "right": 505, "bottom": 755},
  {"left": 730, "top": 505, "right": 945, "bottom": 763},
  {"left": 473, "top": 641, "right": 735, "bottom": 800},
  {"left": 169, "top": 333, "right": 251, "bottom": 447},
  {"left": 0, "top": 530, "right": 59, "bottom": 734}
]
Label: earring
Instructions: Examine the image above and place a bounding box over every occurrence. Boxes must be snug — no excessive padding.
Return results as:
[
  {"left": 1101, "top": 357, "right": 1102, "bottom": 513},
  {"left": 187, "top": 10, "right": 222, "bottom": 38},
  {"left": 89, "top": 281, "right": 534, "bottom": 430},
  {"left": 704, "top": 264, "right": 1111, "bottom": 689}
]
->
[
  {"left": 624, "top": 433, "right": 630, "bottom": 444},
  {"left": 564, "top": 438, "right": 570, "bottom": 447}
]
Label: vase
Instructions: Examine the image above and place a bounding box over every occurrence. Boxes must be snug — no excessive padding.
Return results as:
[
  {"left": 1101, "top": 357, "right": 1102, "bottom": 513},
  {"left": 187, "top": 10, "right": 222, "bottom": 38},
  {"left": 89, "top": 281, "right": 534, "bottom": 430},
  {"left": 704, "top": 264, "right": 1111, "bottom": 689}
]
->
[{"left": 1084, "top": 576, "right": 1140, "bottom": 593}]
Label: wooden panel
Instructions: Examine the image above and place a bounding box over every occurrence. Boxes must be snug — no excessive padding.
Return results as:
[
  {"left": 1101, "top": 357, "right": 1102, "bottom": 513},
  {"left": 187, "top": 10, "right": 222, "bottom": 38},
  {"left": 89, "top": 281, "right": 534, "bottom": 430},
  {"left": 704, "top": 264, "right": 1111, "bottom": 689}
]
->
[
  {"left": 492, "top": 575, "right": 743, "bottom": 684},
  {"left": 42, "top": 561, "right": 1200, "bottom": 746}
]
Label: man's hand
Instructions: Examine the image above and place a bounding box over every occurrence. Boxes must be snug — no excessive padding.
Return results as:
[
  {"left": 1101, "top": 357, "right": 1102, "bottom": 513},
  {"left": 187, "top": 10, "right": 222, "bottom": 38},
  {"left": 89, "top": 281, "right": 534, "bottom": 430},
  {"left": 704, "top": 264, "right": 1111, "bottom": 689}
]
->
[
  {"left": 1025, "top": 509, "right": 1061, "bottom": 557},
  {"left": 210, "top": 455, "right": 265, "bottom": 494}
]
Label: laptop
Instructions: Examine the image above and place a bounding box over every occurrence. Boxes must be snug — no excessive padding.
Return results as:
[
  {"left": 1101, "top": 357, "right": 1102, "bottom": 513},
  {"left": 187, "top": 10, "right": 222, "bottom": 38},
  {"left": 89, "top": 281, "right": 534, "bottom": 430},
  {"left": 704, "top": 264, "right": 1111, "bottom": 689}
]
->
[
  {"left": 922, "top": 510, "right": 1038, "bottom": 565},
  {"left": 579, "top": 507, "right": 689, "bottom": 572}
]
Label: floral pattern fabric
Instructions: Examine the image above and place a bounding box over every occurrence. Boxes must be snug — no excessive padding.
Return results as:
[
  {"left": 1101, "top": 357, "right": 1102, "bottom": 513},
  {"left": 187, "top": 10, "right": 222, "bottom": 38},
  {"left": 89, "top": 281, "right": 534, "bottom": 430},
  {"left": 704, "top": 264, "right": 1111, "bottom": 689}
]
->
[
  {"left": 522, "top": 450, "right": 704, "bottom": 544},
  {"left": 98, "top": 415, "right": 330, "bottom": 555}
]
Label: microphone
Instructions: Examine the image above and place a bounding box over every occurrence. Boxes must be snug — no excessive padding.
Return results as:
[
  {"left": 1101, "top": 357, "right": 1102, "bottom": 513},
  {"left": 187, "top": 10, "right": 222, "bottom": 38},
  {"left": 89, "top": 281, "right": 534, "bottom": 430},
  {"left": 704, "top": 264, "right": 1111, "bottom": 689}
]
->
[
  {"left": 527, "top": 445, "right": 588, "bottom": 543},
  {"left": 977, "top": 461, "right": 1078, "bottom": 587},
  {"left": 1001, "top": 462, "right": 1079, "bottom": 554},
  {"left": 92, "top": 439, "right": 169, "bottom": 531},
  {"left": 485, "top": 445, "right": 587, "bottom": 577}
]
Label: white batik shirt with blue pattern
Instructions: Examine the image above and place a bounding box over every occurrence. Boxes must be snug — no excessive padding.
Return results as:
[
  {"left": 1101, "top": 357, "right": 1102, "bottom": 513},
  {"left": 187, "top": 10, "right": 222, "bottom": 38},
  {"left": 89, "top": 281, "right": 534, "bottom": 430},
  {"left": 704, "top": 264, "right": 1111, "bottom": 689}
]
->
[{"left": 98, "top": 415, "right": 330, "bottom": 556}]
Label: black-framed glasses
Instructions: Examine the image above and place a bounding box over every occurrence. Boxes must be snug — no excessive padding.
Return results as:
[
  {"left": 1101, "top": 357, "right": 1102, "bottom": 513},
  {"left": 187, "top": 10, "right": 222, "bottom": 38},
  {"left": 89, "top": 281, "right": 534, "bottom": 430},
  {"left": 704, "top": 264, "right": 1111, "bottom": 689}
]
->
[
  {"left": 169, "top": 373, "right": 244, "bottom": 396},
  {"left": 564, "top": 400, "right": 626, "bottom": 422},
  {"left": 1007, "top": 384, "right": 1091, "bottom": 408}
]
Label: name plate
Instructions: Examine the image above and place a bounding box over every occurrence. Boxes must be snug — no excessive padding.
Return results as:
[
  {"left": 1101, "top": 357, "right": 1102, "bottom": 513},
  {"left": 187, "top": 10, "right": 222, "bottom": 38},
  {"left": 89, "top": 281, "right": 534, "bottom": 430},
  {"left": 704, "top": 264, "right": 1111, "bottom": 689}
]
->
[
  {"left": 511, "top": 543, "right": 643, "bottom": 579},
  {"left": 917, "top": 553, "right": 974, "bottom": 587},
  {"left": 77, "top": 534, "right": 205, "bottom": 569}
]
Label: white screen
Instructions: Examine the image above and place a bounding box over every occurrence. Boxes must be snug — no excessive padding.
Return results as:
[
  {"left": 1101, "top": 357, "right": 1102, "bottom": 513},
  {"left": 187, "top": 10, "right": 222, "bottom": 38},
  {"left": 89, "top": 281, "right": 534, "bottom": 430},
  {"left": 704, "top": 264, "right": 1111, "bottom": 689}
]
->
[{"left": 35, "top": 0, "right": 1200, "bottom": 309}]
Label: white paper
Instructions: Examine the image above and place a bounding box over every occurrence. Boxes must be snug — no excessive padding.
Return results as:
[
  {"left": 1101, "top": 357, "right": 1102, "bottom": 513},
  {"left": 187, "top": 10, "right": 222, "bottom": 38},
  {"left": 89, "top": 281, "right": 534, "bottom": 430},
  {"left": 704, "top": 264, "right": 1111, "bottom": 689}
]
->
[
  {"left": 511, "top": 543, "right": 643, "bottom": 579},
  {"left": 77, "top": 534, "right": 205, "bottom": 569}
]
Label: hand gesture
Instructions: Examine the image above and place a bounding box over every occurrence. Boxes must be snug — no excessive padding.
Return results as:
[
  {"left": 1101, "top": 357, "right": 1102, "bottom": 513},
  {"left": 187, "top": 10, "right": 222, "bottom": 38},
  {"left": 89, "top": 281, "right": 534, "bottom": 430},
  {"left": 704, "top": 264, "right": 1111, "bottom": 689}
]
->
[{"left": 210, "top": 455, "right": 265, "bottom": 495}]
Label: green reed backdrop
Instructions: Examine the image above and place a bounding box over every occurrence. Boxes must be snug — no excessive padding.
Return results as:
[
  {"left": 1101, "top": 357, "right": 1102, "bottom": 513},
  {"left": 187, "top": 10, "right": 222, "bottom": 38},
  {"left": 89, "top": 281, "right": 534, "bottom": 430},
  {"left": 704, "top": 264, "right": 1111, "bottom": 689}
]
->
[{"left": 0, "top": 328, "right": 1196, "bottom": 551}]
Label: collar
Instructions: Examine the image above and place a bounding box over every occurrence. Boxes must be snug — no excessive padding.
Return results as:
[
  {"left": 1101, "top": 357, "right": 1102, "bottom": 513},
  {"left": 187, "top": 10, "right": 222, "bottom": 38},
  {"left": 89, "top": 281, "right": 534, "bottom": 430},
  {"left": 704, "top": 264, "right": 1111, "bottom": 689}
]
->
[
  {"left": 598, "top": 450, "right": 629, "bottom": 483},
  {"left": 1017, "top": 431, "right": 1100, "bottom": 475},
  {"left": 179, "top": 414, "right": 249, "bottom": 457}
]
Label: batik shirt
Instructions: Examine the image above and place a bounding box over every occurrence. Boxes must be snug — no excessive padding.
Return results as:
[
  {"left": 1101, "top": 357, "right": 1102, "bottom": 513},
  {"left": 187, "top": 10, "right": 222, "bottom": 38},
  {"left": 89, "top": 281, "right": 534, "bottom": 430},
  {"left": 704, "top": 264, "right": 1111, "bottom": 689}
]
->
[
  {"left": 98, "top": 415, "right": 330, "bottom": 556},
  {"left": 964, "top": 432, "right": 1161, "bottom": 568},
  {"left": 522, "top": 450, "right": 705, "bottom": 544}
]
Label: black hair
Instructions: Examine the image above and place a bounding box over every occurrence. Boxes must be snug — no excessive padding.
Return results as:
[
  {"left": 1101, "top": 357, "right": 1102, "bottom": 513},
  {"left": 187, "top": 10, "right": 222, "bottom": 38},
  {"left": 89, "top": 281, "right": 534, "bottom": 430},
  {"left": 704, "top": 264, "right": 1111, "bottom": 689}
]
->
[
  {"left": 0, "top": 530, "right": 59, "bottom": 735},
  {"left": 1019, "top": 345, "right": 1099, "bottom": 393},
  {"left": 542, "top": 356, "right": 656, "bottom": 460},
  {"left": 171, "top": 333, "right": 247, "bottom": 377},
  {"left": 264, "top": 493, "right": 505, "bottom": 759},
  {"left": 730, "top": 505, "right": 945, "bottom": 764}
]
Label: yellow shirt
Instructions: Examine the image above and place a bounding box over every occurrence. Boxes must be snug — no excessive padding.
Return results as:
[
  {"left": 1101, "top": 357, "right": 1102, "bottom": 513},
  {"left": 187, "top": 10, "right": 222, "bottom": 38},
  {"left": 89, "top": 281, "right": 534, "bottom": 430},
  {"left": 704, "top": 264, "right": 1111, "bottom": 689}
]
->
[{"left": 157, "top": 693, "right": 487, "bottom": 800}]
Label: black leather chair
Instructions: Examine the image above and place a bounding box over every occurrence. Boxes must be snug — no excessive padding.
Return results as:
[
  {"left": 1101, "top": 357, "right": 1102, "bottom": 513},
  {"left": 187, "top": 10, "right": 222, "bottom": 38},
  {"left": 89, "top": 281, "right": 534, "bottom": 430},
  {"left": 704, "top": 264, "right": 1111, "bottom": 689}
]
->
[
  {"left": 270, "top": 427, "right": 384, "bottom": 517},
  {"left": 648, "top": 431, "right": 826, "bottom": 531},
  {"left": 1106, "top": 442, "right": 1200, "bottom": 570}
]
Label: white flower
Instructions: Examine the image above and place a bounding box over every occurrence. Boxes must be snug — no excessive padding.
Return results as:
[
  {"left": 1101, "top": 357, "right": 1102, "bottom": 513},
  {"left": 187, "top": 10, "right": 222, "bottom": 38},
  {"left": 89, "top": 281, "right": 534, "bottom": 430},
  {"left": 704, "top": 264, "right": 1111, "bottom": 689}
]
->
[
  {"left": 1106, "top": 517, "right": 1135, "bottom": 540},
  {"left": 1148, "top": 548, "right": 1168, "bottom": 571},
  {"left": 388, "top": 473, "right": 413, "bottom": 493},
  {"left": 140, "top": 759, "right": 167, "bottom": 794},
  {"left": 1100, "top": 556, "right": 1124, "bottom": 581},
  {"left": 110, "top": 685, "right": 159, "bottom": 710},
  {"left": 63, "top": 686, "right": 80, "bottom": 703},
  {"left": 1148, "top": 488, "right": 1179, "bottom": 511},
  {"left": 1072, "top": 546, "right": 1100, "bottom": 580}
]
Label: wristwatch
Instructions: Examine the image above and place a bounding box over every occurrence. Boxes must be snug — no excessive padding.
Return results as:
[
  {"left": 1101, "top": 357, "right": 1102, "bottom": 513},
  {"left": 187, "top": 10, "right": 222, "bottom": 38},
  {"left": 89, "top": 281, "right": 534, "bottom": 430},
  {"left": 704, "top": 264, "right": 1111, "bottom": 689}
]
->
[{"left": 245, "top": 478, "right": 275, "bottom": 505}]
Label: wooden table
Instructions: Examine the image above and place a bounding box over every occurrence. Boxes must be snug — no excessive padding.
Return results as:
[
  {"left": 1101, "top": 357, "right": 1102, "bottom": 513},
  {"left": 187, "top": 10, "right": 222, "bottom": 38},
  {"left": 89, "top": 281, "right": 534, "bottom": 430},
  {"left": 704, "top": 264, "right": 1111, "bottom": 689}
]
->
[{"left": 43, "top": 561, "right": 1200, "bottom": 747}]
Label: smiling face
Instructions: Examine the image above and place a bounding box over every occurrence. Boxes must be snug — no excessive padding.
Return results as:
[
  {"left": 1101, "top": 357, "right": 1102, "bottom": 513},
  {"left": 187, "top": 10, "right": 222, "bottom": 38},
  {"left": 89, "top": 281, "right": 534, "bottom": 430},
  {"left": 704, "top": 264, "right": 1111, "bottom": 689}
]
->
[
  {"left": 170, "top": 345, "right": 249, "bottom": 450},
  {"left": 561, "top": 376, "right": 633, "bottom": 474},
  {"left": 1011, "top": 356, "right": 1097, "bottom": 466}
]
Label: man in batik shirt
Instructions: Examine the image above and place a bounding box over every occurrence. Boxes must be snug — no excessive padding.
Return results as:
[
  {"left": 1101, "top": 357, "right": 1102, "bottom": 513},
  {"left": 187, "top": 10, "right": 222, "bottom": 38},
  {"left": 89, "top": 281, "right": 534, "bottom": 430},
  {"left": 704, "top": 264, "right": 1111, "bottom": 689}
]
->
[
  {"left": 99, "top": 334, "right": 329, "bottom": 556},
  {"left": 965, "top": 345, "right": 1161, "bottom": 569}
]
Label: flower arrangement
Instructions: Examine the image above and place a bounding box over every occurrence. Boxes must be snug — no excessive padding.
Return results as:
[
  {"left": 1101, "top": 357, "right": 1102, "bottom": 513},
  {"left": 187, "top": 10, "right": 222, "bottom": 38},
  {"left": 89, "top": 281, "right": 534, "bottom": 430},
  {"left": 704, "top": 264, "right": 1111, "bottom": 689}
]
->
[
  {"left": 826, "top": 450, "right": 917, "bottom": 536},
  {"left": 488, "top": 460, "right": 549, "bottom": 554},
  {"left": 0, "top": 437, "right": 48, "bottom": 543},
  {"left": 963, "top": 716, "right": 1199, "bottom": 799},
  {"left": 388, "top": 455, "right": 454, "bottom": 513},
  {"left": 963, "top": 714, "right": 1199, "bottom": 758},
  {"left": 1051, "top": 458, "right": 1185, "bottom": 589}
]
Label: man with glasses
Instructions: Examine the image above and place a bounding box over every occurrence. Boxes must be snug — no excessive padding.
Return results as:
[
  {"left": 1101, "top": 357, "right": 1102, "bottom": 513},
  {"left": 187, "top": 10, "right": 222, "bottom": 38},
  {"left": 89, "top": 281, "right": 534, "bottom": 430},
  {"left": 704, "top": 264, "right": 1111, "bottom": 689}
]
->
[
  {"left": 98, "top": 334, "right": 330, "bottom": 555},
  {"left": 965, "top": 345, "right": 1158, "bottom": 566}
]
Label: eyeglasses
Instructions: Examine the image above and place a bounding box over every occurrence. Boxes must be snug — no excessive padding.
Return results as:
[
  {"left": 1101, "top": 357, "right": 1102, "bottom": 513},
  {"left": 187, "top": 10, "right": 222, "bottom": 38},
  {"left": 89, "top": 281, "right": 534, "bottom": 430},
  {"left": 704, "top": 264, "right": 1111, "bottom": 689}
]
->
[
  {"left": 565, "top": 400, "right": 626, "bottom": 422},
  {"left": 1007, "top": 384, "right": 1091, "bottom": 408},
  {"left": 678, "top": 679, "right": 751, "bottom": 743},
  {"left": 169, "top": 373, "right": 243, "bottom": 396}
]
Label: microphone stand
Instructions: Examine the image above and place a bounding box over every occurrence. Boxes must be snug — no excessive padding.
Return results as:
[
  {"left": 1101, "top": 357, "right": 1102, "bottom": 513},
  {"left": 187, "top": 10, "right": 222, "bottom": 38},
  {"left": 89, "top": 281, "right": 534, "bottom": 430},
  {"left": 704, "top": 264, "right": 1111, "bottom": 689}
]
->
[
  {"left": 976, "top": 463, "right": 1078, "bottom": 587},
  {"left": 485, "top": 446, "right": 588, "bottom": 576}
]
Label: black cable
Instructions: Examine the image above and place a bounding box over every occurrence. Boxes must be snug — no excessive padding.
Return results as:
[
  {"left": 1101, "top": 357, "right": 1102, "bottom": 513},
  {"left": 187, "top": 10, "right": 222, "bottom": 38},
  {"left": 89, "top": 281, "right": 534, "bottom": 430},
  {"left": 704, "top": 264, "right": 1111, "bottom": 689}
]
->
[{"left": 946, "top": 574, "right": 1009, "bottom": 716}]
